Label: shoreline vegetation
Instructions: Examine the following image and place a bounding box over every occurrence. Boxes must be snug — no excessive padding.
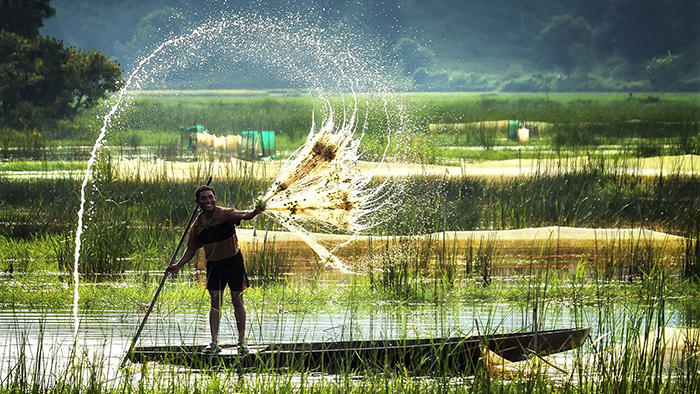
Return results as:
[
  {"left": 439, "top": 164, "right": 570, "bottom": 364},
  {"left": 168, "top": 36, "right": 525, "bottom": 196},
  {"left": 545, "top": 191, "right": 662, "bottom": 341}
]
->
[
  {"left": 1, "top": 92, "right": 700, "bottom": 393},
  {"left": 2, "top": 256, "right": 699, "bottom": 310}
]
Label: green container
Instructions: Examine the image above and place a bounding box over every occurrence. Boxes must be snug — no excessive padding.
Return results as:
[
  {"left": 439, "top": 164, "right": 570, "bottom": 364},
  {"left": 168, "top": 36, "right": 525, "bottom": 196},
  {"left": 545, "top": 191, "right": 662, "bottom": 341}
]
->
[
  {"left": 261, "top": 131, "right": 275, "bottom": 156},
  {"left": 507, "top": 120, "right": 520, "bottom": 141},
  {"left": 180, "top": 122, "right": 209, "bottom": 152},
  {"left": 241, "top": 130, "right": 276, "bottom": 159},
  {"left": 188, "top": 124, "right": 208, "bottom": 134}
]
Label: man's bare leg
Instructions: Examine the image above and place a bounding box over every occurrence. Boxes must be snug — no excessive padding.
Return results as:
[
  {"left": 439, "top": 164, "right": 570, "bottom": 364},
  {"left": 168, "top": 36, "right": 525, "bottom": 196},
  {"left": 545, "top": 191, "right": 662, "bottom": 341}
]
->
[
  {"left": 209, "top": 290, "right": 223, "bottom": 344},
  {"left": 231, "top": 290, "right": 246, "bottom": 343}
]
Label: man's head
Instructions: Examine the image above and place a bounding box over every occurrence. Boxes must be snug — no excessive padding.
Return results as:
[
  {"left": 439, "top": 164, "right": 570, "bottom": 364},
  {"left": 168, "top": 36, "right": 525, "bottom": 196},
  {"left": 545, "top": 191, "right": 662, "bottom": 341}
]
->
[
  {"left": 195, "top": 185, "right": 215, "bottom": 200},
  {"left": 195, "top": 185, "right": 216, "bottom": 212}
]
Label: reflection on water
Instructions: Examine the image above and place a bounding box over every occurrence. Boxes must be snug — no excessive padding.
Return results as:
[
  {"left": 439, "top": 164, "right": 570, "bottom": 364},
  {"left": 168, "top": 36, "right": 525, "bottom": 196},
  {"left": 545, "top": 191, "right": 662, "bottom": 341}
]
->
[{"left": 0, "top": 297, "right": 690, "bottom": 379}]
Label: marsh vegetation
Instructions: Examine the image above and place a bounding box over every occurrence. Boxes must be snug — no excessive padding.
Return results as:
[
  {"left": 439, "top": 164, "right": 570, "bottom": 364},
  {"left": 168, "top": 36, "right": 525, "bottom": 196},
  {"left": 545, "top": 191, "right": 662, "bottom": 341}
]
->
[{"left": 1, "top": 92, "right": 700, "bottom": 393}]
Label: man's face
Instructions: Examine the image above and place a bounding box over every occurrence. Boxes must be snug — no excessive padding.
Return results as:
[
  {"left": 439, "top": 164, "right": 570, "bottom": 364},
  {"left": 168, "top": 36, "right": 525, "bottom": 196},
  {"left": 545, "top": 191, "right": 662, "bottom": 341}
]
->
[{"left": 197, "top": 190, "right": 217, "bottom": 212}]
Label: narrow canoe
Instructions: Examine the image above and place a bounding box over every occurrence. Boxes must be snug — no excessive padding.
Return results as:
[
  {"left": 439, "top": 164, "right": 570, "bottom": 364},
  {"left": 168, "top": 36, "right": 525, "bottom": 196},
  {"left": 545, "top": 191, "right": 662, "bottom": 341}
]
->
[{"left": 127, "top": 326, "right": 590, "bottom": 375}]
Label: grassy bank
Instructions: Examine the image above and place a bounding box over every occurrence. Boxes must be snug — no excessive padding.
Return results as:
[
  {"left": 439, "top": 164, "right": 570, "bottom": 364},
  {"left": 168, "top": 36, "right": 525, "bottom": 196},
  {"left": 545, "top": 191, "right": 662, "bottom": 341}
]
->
[
  {"left": 4, "top": 92, "right": 698, "bottom": 163},
  {"left": 1, "top": 255, "right": 698, "bottom": 310},
  {"left": 3, "top": 154, "right": 700, "bottom": 275}
]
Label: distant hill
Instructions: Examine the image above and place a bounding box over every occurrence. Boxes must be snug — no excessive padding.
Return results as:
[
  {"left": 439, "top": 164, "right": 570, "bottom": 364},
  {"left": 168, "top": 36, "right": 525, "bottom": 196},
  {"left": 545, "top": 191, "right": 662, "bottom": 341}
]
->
[{"left": 41, "top": 0, "right": 700, "bottom": 91}]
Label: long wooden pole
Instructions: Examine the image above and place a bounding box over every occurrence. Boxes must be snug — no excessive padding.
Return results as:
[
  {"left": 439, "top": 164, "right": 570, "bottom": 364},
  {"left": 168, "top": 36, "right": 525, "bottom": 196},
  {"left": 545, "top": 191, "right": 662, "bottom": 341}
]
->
[{"left": 121, "top": 176, "right": 212, "bottom": 368}]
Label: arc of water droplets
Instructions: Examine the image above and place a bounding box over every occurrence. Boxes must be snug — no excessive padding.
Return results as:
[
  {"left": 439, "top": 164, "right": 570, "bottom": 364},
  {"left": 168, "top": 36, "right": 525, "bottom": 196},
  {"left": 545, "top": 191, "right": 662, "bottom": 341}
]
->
[
  {"left": 71, "top": 10, "right": 405, "bottom": 333},
  {"left": 256, "top": 46, "right": 396, "bottom": 272},
  {"left": 260, "top": 92, "right": 391, "bottom": 272},
  {"left": 71, "top": 20, "right": 232, "bottom": 337}
]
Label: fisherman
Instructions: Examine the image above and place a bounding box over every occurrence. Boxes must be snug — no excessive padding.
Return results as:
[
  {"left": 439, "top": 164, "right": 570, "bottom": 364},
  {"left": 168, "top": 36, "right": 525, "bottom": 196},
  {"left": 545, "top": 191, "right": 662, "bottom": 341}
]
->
[{"left": 166, "top": 185, "right": 265, "bottom": 354}]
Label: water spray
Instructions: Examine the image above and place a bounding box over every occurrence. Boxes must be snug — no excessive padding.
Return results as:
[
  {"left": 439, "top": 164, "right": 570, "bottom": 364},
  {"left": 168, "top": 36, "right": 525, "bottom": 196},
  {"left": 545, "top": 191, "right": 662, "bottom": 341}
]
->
[
  {"left": 258, "top": 94, "right": 389, "bottom": 272},
  {"left": 72, "top": 25, "right": 221, "bottom": 338},
  {"left": 75, "top": 9, "right": 404, "bottom": 345}
]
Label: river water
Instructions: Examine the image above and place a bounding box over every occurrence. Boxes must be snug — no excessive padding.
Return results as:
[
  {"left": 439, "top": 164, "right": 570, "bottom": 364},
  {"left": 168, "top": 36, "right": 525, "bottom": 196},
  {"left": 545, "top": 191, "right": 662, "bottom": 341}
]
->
[{"left": 0, "top": 289, "right": 695, "bottom": 380}]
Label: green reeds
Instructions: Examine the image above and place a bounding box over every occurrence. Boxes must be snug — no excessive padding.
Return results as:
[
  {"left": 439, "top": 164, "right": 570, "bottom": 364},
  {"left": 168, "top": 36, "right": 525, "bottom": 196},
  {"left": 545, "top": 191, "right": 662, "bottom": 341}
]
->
[
  {"left": 244, "top": 231, "right": 292, "bottom": 285},
  {"left": 7, "top": 92, "right": 695, "bottom": 164},
  {"left": 0, "top": 226, "right": 698, "bottom": 390},
  {"left": 1, "top": 286, "right": 699, "bottom": 394},
  {"left": 2, "top": 92, "right": 700, "bottom": 393},
  {"left": 369, "top": 154, "right": 700, "bottom": 235},
  {"left": 683, "top": 224, "right": 700, "bottom": 282}
]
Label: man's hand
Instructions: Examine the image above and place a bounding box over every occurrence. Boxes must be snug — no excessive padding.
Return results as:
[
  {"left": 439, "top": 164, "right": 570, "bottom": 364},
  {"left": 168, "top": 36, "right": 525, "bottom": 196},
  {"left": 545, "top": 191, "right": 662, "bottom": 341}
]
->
[
  {"left": 165, "top": 264, "right": 181, "bottom": 276},
  {"left": 167, "top": 248, "right": 196, "bottom": 276},
  {"left": 254, "top": 198, "right": 266, "bottom": 211}
]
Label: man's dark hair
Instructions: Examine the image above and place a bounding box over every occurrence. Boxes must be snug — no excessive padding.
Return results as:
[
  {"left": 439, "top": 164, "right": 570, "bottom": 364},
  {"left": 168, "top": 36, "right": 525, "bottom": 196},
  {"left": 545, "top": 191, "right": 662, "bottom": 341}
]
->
[{"left": 195, "top": 185, "right": 215, "bottom": 200}]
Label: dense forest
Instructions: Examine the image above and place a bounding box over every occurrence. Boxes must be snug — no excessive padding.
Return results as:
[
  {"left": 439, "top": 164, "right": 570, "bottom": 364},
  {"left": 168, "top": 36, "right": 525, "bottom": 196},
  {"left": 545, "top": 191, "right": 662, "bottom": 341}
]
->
[{"left": 38, "top": 0, "right": 700, "bottom": 92}]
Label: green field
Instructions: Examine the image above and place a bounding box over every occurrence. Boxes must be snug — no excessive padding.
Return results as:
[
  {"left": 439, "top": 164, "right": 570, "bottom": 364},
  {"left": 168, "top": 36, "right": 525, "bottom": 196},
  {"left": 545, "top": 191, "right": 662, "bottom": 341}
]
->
[{"left": 6, "top": 92, "right": 698, "bottom": 162}]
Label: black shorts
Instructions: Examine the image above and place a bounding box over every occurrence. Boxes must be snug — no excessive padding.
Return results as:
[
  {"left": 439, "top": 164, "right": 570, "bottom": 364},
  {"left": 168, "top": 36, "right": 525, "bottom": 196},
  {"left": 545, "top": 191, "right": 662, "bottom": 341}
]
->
[{"left": 205, "top": 251, "right": 249, "bottom": 292}]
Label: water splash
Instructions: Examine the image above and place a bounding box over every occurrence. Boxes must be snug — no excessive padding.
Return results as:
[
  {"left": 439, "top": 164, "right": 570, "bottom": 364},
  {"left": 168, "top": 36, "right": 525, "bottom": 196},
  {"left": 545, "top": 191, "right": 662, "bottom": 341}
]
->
[
  {"left": 72, "top": 24, "right": 227, "bottom": 337},
  {"left": 73, "top": 8, "right": 409, "bottom": 331},
  {"left": 261, "top": 95, "right": 391, "bottom": 272},
  {"left": 128, "top": 10, "right": 406, "bottom": 270}
]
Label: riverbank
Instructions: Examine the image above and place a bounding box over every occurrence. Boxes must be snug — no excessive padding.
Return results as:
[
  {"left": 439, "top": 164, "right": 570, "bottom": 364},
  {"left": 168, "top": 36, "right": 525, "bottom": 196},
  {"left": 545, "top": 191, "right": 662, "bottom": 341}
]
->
[{"left": 102, "top": 154, "right": 700, "bottom": 181}]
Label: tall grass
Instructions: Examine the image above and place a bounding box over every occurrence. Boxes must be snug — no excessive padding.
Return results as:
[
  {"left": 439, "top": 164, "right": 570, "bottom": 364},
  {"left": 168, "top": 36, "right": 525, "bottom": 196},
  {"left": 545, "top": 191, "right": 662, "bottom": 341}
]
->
[
  {"left": 1, "top": 92, "right": 699, "bottom": 393},
  {"left": 113, "top": 95, "right": 317, "bottom": 144},
  {"left": 370, "top": 158, "right": 700, "bottom": 235},
  {"left": 0, "top": 161, "right": 87, "bottom": 172},
  {"left": 0, "top": 156, "right": 281, "bottom": 274},
  {"left": 683, "top": 226, "right": 700, "bottom": 282},
  {"left": 1, "top": 258, "right": 699, "bottom": 393},
  {"left": 2, "top": 154, "right": 700, "bottom": 275},
  {"left": 7, "top": 93, "right": 698, "bottom": 162},
  {"left": 0, "top": 228, "right": 693, "bottom": 312},
  {"left": 243, "top": 231, "right": 297, "bottom": 285}
]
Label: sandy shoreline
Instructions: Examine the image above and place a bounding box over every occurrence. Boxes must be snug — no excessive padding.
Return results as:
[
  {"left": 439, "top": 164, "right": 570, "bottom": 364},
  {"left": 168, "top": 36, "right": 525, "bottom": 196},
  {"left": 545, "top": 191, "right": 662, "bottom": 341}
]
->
[
  {"left": 4, "top": 154, "right": 698, "bottom": 180},
  {"left": 108, "top": 154, "right": 700, "bottom": 181},
  {"left": 235, "top": 226, "right": 682, "bottom": 243},
  {"left": 229, "top": 225, "right": 684, "bottom": 268}
]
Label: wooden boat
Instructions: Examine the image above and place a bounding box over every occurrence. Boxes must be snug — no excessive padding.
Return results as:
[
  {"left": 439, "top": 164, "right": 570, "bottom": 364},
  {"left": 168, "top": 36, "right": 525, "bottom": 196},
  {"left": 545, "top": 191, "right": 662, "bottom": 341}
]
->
[{"left": 127, "top": 327, "right": 590, "bottom": 375}]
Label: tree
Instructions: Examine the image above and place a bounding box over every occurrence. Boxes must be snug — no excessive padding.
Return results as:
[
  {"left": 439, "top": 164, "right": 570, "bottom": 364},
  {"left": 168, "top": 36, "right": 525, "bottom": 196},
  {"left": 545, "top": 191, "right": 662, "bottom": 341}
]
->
[
  {"left": 63, "top": 49, "right": 123, "bottom": 116},
  {"left": 0, "top": 0, "right": 55, "bottom": 37},
  {"left": 0, "top": 0, "right": 123, "bottom": 131},
  {"left": 537, "top": 15, "right": 596, "bottom": 76},
  {"left": 0, "top": 31, "right": 68, "bottom": 129}
]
